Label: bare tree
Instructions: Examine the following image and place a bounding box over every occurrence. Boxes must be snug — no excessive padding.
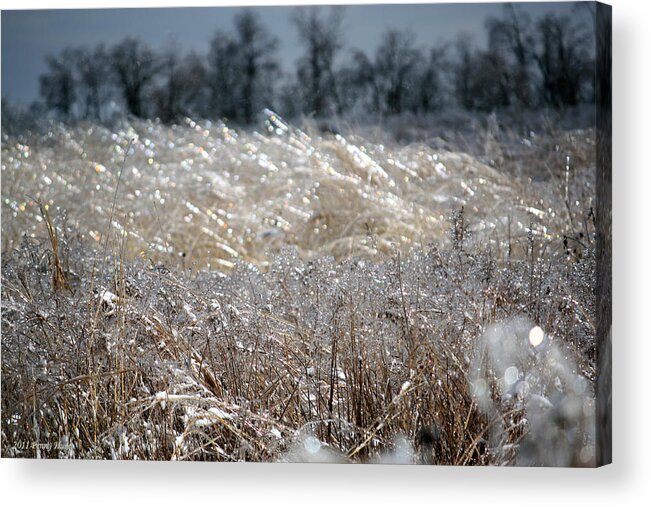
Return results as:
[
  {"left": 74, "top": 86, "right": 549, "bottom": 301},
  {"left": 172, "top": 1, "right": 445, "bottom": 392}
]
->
[
  {"left": 411, "top": 46, "right": 448, "bottom": 114},
  {"left": 341, "top": 31, "right": 432, "bottom": 117},
  {"left": 206, "top": 10, "right": 278, "bottom": 124},
  {"left": 110, "top": 38, "right": 159, "bottom": 118},
  {"left": 485, "top": 4, "right": 535, "bottom": 108},
  {"left": 39, "top": 49, "right": 77, "bottom": 121},
  {"left": 178, "top": 52, "right": 209, "bottom": 119},
  {"left": 292, "top": 6, "right": 345, "bottom": 116},
  {"left": 233, "top": 9, "right": 278, "bottom": 124},
  {"left": 332, "top": 54, "right": 372, "bottom": 116},
  {"left": 375, "top": 30, "right": 420, "bottom": 115},
  {"left": 343, "top": 49, "right": 381, "bottom": 114},
  {"left": 207, "top": 31, "right": 240, "bottom": 120},
  {"left": 453, "top": 35, "right": 475, "bottom": 110},
  {"left": 153, "top": 44, "right": 183, "bottom": 123},
  {"left": 453, "top": 35, "right": 510, "bottom": 111},
  {"left": 72, "top": 44, "right": 111, "bottom": 121},
  {"left": 154, "top": 47, "right": 207, "bottom": 123},
  {"left": 473, "top": 50, "right": 512, "bottom": 111},
  {"left": 534, "top": 14, "right": 593, "bottom": 108}
]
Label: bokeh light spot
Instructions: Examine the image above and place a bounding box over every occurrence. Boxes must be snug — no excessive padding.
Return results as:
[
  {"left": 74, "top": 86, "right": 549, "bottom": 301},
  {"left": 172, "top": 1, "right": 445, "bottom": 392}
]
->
[
  {"left": 529, "top": 326, "right": 545, "bottom": 347},
  {"left": 504, "top": 366, "right": 519, "bottom": 385}
]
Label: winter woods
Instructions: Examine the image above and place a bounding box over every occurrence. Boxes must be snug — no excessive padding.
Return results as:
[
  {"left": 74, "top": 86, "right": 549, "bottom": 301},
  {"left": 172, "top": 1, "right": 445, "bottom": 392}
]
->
[{"left": 30, "top": 5, "right": 596, "bottom": 125}]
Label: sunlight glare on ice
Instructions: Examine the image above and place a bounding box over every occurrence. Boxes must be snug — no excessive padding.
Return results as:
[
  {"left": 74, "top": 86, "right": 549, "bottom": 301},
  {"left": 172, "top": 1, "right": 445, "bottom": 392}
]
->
[{"left": 528, "top": 326, "right": 545, "bottom": 347}]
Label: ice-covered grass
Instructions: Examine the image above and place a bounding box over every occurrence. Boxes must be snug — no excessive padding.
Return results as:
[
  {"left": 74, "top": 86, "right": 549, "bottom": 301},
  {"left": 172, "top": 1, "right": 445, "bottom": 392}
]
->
[
  {"left": 1, "top": 110, "right": 595, "bottom": 269},
  {"left": 1, "top": 111, "right": 597, "bottom": 464}
]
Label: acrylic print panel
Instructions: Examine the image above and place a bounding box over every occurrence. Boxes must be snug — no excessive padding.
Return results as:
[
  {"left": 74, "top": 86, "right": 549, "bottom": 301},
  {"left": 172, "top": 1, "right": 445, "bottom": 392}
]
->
[{"left": 0, "top": 1, "right": 611, "bottom": 466}]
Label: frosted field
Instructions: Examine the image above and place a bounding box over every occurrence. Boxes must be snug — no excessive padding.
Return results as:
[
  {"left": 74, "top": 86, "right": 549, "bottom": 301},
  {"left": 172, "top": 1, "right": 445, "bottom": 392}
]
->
[
  {"left": 1, "top": 111, "right": 598, "bottom": 464},
  {"left": 1, "top": 110, "right": 595, "bottom": 268}
]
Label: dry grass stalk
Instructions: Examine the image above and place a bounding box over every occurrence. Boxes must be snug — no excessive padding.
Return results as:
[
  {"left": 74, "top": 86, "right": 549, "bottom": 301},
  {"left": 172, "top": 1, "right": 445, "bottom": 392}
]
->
[{"left": 38, "top": 202, "right": 70, "bottom": 293}]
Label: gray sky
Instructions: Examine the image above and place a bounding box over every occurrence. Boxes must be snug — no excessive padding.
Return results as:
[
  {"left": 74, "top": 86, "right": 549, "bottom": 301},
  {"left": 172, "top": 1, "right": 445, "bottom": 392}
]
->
[{"left": 1, "top": 2, "right": 587, "bottom": 105}]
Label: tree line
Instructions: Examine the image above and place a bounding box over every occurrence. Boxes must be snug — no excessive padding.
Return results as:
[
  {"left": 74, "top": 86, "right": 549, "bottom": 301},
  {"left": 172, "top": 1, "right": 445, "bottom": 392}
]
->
[{"left": 33, "top": 5, "right": 595, "bottom": 125}]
